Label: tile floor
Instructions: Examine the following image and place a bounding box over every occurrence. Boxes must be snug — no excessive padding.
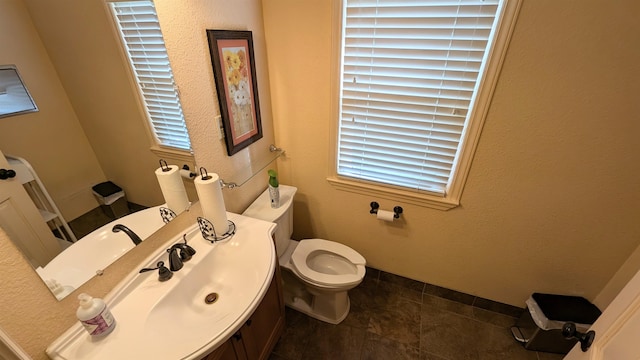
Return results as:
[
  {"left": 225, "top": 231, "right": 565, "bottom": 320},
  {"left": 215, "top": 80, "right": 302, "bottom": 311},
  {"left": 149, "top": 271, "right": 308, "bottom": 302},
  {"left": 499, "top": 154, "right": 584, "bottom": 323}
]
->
[
  {"left": 269, "top": 268, "right": 566, "bottom": 360},
  {"left": 67, "top": 203, "right": 147, "bottom": 239}
]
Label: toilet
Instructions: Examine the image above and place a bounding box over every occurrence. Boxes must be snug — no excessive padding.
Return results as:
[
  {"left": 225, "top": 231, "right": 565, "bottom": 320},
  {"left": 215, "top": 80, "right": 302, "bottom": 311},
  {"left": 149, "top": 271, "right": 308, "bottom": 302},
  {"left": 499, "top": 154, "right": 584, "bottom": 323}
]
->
[{"left": 243, "top": 185, "right": 366, "bottom": 324}]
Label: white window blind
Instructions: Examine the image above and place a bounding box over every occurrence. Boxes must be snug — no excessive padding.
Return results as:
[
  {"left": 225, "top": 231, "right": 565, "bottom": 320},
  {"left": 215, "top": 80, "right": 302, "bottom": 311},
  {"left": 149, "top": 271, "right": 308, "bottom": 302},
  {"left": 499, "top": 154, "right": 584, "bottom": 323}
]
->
[
  {"left": 338, "top": 0, "right": 502, "bottom": 196},
  {"left": 109, "top": 1, "right": 191, "bottom": 151}
]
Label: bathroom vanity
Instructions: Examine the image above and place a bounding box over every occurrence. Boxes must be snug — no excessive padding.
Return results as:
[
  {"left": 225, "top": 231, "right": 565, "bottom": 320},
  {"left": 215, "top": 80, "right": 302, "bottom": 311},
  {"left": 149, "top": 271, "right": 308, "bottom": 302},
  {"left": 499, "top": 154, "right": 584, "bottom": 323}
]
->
[
  {"left": 204, "top": 266, "right": 284, "bottom": 360},
  {"left": 46, "top": 211, "right": 285, "bottom": 360}
]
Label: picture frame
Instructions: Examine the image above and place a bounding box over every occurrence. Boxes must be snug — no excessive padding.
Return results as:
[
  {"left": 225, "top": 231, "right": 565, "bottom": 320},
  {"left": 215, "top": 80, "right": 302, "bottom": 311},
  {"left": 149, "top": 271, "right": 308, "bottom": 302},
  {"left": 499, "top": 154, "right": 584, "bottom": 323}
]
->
[{"left": 206, "top": 30, "right": 263, "bottom": 156}]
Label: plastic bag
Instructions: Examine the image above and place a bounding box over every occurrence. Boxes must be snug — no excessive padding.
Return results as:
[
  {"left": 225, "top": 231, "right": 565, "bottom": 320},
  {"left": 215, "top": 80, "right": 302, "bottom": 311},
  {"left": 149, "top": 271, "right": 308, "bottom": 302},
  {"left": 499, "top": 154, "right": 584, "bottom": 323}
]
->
[{"left": 525, "top": 296, "right": 591, "bottom": 331}]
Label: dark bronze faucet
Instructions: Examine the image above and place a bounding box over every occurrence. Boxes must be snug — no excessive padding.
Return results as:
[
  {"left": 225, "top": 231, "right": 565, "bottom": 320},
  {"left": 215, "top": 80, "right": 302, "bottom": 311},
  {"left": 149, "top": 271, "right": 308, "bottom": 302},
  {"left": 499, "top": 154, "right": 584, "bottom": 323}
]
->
[{"left": 112, "top": 224, "right": 142, "bottom": 245}]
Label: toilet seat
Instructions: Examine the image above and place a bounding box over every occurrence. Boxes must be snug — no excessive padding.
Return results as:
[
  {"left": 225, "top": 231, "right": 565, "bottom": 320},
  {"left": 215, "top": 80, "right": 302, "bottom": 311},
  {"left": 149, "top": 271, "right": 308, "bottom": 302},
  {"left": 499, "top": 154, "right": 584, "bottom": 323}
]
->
[{"left": 290, "top": 239, "right": 366, "bottom": 287}]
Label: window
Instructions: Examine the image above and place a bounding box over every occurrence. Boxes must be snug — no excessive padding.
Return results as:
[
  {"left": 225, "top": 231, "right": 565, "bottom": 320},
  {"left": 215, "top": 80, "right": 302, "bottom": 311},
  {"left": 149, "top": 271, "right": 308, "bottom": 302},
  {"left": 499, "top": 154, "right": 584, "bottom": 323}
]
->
[
  {"left": 109, "top": 1, "right": 191, "bottom": 151},
  {"left": 332, "top": 0, "right": 520, "bottom": 209}
]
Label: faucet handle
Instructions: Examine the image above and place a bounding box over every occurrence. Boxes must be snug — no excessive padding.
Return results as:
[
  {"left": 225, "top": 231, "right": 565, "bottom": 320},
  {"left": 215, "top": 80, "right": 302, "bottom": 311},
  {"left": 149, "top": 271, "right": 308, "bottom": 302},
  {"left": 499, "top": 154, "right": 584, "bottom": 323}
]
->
[
  {"left": 179, "top": 246, "right": 192, "bottom": 262},
  {"left": 181, "top": 234, "right": 197, "bottom": 256},
  {"left": 139, "top": 261, "right": 173, "bottom": 281},
  {"left": 173, "top": 237, "right": 196, "bottom": 263},
  {"left": 178, "top": 244, "right": 196, "bottom": 262},
  {"left": 182, "top": 243, "right": 196, "bottom": 257},
  {"left": 139, "top": 262, "right": 159, "bottom": 273},
  {"left": 156, "top": 261, "right": 173, "bottom": 282}
]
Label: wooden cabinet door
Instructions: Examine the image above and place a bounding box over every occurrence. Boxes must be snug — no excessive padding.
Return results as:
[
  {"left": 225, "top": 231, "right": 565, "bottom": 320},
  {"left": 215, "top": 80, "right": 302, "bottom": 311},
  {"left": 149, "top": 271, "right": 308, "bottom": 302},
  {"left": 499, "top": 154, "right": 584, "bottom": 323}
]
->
[
  {"left": 203, "top": 265, "right": 285, "bottom": 360},
  {"left": 203, "top": 337, "right": 247, "bottom": 360},
  {"left": 241, "top": 266, "right": 285, "bottom": 360}
]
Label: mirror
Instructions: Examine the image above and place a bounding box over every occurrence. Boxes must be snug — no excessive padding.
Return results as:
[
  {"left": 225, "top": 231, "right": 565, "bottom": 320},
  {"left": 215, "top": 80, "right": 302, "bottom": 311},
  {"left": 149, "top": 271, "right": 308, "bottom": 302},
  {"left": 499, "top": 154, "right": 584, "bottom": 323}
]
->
[
  {"left": 1, "top": 0, "right": 276, "bottom": 304},
  {"left": 0, "top": 147, "right": 179, "bottom": 300},
  {"left": 0, "top": 0, "right": 190, "bottom": 302},
  {"left": 0, "top": 65, "right": 38, "bottom": 119},
  {"left": 35, "top": 204, "right": 172, "bottom": 300}
]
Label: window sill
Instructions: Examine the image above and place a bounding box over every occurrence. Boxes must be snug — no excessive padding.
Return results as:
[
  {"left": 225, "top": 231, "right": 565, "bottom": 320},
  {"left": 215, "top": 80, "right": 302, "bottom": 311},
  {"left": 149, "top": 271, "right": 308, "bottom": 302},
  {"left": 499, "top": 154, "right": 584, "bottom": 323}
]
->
[
  {"left": 149, "top": 145, "right": 195, "bottom": 165},
  {"left": 326, "top": 176, "right": 460, "bottom": 211}
]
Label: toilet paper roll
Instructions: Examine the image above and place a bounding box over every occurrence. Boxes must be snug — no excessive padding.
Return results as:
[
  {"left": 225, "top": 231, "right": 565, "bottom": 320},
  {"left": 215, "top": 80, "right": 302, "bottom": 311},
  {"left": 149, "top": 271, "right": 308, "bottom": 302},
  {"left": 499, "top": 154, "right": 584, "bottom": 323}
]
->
[
  {"left": 180, "top": 169, "right": 195, "bottom": 180},
  {"left": 376, "top": 209, "right": 395, "bottom": 222},
  {"left": 194, "top": 172, "right": 228, "bottom": 235},
  {"left": 155, "top": 165, "right": 190, "bottom": 215}
]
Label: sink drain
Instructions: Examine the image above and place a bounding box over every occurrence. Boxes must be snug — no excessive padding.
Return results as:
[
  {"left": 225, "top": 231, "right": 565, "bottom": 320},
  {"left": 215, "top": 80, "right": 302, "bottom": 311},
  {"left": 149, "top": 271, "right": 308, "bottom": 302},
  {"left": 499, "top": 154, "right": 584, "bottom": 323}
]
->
[{"left": 204, "top": 292, "right": 219, "bottom": 304}]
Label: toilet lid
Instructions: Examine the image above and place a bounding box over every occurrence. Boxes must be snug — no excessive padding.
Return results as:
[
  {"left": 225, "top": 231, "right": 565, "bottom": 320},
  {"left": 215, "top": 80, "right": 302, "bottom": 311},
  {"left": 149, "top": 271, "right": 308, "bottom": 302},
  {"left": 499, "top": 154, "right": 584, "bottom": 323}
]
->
[{"left": 290, "top": 239, "right": 366, "bottom": 287}]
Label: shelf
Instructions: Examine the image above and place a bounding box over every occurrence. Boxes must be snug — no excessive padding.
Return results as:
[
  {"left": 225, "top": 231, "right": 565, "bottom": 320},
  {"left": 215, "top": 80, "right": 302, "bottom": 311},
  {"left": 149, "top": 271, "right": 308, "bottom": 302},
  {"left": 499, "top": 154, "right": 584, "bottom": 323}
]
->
[
  {"left": 39, "top": 209, "right": 58, "bottom": 223},
  {"left": 5, "top": 155, "right": 77, "bottom": 243},
  {"left": 221, "top": 145, "right": 284, "bottom": 188},
  {"left": 7, "top": 159, "right": 34, "bottom": 184}
]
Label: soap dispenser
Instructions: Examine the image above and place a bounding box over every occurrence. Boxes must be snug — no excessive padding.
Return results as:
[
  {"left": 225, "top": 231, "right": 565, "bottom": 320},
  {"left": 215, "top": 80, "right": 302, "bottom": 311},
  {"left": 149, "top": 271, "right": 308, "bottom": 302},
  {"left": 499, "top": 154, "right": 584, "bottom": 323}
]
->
[
  {"left": 268, "top": 169, "right": 280, "bottom": 208},
  {"left": 76, "top": 293, "right": 116, "bottom": 337}
]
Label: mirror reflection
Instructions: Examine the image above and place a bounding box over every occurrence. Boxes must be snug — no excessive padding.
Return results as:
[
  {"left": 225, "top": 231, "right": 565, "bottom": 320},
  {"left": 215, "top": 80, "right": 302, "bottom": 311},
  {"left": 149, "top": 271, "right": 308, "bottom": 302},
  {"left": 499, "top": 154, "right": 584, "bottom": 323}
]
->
[
  {"left": 0, "top": 65, "right": 38, "bottom": 118},
  {"left": 0, "top": 0, "right": 201, "bottom": 302},
  {"left": 0, "top": 149, "right": 181, "bottom": 300},
  {"left": 0, "top": 0, "right": 276, "bottom": 304},
  {"left": 38, "top": 205, "right": 167, "bottom": 300}
]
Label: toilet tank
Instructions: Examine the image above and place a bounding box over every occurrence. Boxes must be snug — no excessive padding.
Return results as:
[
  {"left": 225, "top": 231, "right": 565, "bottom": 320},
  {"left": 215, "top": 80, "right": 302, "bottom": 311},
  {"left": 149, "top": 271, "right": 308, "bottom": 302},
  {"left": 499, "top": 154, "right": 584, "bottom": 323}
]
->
[{"left": 242, "top": 185, "right": 297, "bottom": 258}]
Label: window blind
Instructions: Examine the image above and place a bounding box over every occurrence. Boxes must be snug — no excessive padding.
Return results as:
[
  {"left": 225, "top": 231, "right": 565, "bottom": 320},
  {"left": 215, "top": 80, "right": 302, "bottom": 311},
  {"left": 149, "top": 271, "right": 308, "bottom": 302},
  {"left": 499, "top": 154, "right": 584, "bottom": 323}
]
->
[
  {"left": 337, "top": 0, "right": 501, "bottom": 195},
  {"left": 110, "top": 1, "right": 191, "bottom": 151}
]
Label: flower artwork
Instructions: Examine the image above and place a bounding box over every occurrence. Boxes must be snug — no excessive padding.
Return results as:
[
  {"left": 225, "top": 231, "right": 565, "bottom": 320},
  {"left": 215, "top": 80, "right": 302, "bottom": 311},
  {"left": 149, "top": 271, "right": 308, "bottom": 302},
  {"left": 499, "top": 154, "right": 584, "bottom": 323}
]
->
[
  {"left": 222, "top": 47, "right": 254, "bottom": 138},
  {"left": 207, "top": 30, "right": 263, "bottom": 156}
]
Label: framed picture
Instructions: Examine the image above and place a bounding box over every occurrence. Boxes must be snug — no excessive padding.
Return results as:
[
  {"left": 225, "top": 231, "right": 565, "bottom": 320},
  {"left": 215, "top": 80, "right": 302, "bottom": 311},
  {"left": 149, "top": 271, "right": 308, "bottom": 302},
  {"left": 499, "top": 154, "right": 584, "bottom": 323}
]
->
[{"left": 206, "top": 30, "right": 263, "bottom": 156}]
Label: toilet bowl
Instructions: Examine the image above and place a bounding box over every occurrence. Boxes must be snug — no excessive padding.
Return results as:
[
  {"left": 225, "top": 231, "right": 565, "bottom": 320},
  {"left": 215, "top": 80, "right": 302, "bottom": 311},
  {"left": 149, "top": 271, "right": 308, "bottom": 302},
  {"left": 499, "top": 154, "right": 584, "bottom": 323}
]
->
[
  {"left": 291, "top": 238, "right": 365, "bottom": 288},
  {"left": 242, "top": 185, "right": 366, "bottom": 324}
]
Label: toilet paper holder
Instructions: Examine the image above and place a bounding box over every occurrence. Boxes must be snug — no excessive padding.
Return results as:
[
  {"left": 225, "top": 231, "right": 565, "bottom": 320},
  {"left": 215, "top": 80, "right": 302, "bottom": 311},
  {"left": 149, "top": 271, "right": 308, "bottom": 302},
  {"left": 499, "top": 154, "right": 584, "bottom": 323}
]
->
[{"left": 369, "top": 202, "right": 403, "bottom": 219}]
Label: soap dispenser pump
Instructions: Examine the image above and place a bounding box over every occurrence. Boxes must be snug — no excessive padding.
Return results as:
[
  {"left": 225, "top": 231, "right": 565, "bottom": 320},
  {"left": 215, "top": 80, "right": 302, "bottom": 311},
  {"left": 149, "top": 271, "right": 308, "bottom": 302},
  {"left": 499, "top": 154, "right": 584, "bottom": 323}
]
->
[
  {"left": 268, "top": 169, "right": 280, "bottom": 208},
  {"left": 76, "top": 293, "right": 116, "bottom": 337}
]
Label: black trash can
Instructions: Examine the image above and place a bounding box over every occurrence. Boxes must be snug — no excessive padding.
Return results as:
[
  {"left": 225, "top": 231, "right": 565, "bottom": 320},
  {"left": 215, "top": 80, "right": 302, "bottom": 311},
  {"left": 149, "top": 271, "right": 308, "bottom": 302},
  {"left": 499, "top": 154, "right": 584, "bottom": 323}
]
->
[
  {"left": 92, "top": 181, "right": 130, "bottom": 219},
  {"left": 511, "top": 293, "right": 601, "bottom": 354}
]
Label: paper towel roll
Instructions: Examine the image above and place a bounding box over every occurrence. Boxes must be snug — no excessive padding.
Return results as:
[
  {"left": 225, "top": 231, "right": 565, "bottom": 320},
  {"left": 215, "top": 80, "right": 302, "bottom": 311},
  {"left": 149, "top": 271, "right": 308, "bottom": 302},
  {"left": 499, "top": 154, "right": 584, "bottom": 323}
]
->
[
  {"left": 194, "top": 172, "right": 228, "bottom": 235},
  {"left": 376, "top": 209, "right": 395, "bottom": 222},
  {"left": 155, "top": 165, "right": 189, "bottom": 215}
]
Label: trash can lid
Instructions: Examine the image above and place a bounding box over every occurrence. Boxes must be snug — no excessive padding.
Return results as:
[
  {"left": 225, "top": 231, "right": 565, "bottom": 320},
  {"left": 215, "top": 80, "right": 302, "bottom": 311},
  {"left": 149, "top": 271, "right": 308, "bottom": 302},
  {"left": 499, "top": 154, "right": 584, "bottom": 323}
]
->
[
  {"left": 532, "top": 293, "right": 601, "bottom": 324},
  {"left": 92, "top": 181, "right": 123, "bottom": 197}
]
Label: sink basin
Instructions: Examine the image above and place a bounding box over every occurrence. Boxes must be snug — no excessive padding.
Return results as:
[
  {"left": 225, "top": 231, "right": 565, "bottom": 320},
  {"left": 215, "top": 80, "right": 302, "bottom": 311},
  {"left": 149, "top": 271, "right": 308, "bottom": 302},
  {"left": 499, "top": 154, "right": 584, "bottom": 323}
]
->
[
  {"left": 46, "top": 212, "right": 276, "bottom": 360},
  {"left": 37, "top": 205, "right": 166, "bottom": 294}
]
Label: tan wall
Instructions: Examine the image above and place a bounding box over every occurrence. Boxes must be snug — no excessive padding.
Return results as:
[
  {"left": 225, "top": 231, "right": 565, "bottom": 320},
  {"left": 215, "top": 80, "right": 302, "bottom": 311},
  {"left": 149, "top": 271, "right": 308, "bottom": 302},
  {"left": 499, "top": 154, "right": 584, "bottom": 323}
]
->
[
  {"left": 594, "top": 243, "right": 640, "bottom": 310},
  {"left": 153, "top": 0, "right": 277, "bottom": 212},
  {"left": 0, "top": 0, "right": 105, "bottom": 221},
  {"left": 263, "top": 0, "right": 640, "bottom": 307}
]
